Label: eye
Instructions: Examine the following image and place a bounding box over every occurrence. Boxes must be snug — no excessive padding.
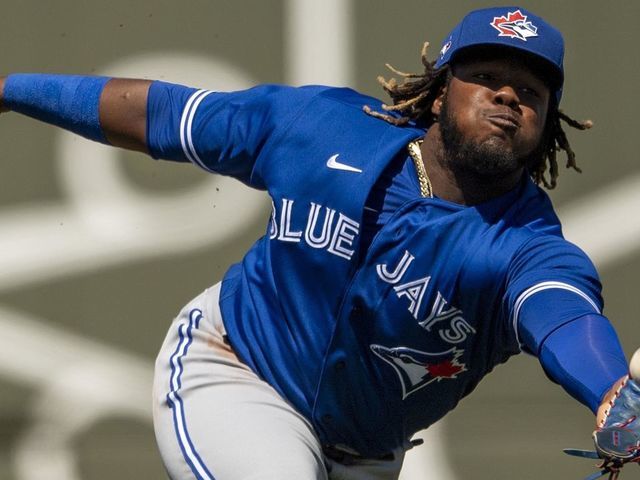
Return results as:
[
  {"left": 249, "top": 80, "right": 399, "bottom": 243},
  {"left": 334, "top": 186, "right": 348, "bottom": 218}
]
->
[
  {"left": 473, "top": 72, "right": 494, "bottom": 81},
  {"left": 519, "top": 85, "right": 540, "bottom": 97}
]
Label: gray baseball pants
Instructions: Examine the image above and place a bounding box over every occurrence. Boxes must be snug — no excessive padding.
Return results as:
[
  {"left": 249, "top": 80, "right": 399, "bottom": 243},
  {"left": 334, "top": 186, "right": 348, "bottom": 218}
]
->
[{"left": 153, "top": 283, "right": 405, "bottom": 480}]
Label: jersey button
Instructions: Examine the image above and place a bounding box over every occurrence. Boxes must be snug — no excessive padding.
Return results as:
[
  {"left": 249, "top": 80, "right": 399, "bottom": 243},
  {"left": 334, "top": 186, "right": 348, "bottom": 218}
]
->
[{"left": 321, "top": 414, "right": 333, "bottom": 424}]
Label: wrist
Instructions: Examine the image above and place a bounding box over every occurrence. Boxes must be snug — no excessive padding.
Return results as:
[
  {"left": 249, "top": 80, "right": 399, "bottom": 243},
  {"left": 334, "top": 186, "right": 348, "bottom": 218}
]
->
[
  {"left": 596, "top": 375, "right": 629, "bottom": 428},
  {"left": 4, "top": 73, "right": 111, "bottom": 143}
]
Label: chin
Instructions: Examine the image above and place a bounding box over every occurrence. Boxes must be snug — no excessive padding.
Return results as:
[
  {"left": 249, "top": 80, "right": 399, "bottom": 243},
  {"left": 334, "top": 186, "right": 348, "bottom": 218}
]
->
[
  {"left": 440, "top": 106, "right": 535, "bottom": 180},
  {"left": 450, "top": 139, "right": 525, "bottom": 179}
]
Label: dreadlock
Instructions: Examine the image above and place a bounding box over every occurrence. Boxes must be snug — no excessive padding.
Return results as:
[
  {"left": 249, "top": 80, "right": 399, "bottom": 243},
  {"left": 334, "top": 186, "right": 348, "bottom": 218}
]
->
[{"left": 363, "top": 42, "right": 592, "bottom": 189}]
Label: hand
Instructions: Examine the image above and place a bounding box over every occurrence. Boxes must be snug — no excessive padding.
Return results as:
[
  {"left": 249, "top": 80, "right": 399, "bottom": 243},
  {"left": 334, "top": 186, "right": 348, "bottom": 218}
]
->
[
  {"left": 597, "top": 376, "right": 629, "bottom": 429},
  {"left": 592, "top": 349, "right": 640, "bottom": 478},
  {"left": 564, "top": 349, "right": 640, "bottom": 479}
]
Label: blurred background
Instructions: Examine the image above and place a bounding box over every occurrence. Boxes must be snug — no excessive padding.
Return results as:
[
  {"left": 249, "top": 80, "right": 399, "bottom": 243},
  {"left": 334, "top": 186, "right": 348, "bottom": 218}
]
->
[{"left": 1, "top": 1, "right": 639, "bottom": 479}]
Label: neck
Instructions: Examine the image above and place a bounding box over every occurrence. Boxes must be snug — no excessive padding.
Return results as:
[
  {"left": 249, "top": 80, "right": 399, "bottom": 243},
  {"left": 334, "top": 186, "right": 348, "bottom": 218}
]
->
[{"left": 420, "top": 125, "right": 524, "bottom": 205}]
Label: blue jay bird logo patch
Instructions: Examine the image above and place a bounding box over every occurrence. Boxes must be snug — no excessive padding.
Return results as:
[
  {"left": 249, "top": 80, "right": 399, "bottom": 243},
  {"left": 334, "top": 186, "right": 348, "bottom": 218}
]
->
[{"left": 370, "top": 344, "right": 466, "bottom": 399}]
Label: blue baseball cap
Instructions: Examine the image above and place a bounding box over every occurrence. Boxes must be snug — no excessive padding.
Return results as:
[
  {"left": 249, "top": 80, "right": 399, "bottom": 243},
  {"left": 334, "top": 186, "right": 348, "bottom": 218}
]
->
[{"left": 434, "top": 6, "right": 564, "bottom": 102}]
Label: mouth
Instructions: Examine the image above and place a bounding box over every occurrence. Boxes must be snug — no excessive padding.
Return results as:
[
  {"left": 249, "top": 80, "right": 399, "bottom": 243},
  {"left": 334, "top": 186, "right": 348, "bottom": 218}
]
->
[{"left": 486, "top": 112, "right": 521, "bottom": 133}]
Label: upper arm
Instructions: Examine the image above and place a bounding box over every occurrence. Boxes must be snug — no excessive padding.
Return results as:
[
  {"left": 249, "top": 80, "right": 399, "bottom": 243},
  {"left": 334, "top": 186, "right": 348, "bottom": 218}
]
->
[
  {"left": 146, "top": 82, "right": 326, "bottom": 188},
  {"left": 504, "top": 236, "right": 603, "bottom": 353}
]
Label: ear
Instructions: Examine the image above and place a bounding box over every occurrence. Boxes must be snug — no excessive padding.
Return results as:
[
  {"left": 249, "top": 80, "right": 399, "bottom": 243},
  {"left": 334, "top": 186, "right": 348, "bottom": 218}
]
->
[{"left": 431, "top": 85, "right": 447, "bottom": 118}]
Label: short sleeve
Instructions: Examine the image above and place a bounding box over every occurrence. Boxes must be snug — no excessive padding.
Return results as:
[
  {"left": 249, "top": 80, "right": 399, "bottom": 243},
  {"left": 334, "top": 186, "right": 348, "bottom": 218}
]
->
[
  {"left": 147, "top": 82, "right": 329, "bottom": 188},
  {"left": 504, "top": 235, "right": 603, "bottom": 352}
]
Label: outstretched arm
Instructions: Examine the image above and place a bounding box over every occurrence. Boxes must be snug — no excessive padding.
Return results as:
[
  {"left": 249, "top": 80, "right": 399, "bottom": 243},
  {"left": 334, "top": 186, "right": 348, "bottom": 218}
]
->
[
  {"left": 96, "top": 78, "right": 152, "bottom": 153},
  {"left": 516, "top": 287, "right": 628, "bottom": 419},
  {"left": 0, "top": 75, "right": 152, "bottom": 153},
  {"left": 0, "top": 74, "right": 310, "bottom": 188}
]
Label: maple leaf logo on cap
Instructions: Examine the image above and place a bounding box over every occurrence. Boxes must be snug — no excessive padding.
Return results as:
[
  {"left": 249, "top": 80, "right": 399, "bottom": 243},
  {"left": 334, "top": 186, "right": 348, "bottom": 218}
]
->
[{"left": 490, "top": 9, "right": 538, "bottom": 41}]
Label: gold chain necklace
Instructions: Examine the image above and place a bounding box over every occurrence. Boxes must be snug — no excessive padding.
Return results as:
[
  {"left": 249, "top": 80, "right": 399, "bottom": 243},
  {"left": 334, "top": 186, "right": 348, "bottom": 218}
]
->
[{"left": 407, "top": 139, "right": 433, "bottom": 198}]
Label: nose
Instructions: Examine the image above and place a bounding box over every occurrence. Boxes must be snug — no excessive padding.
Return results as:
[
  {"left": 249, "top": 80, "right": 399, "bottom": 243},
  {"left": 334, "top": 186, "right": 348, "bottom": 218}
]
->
[{"left": 493, "top": 85, "right": 520, "bottom": 110}]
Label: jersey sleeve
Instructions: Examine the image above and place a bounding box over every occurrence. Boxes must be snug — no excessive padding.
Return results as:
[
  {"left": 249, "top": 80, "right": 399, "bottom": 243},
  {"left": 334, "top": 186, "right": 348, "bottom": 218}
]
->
[
  {"left": 146, "top": 81, "right": 328, "bottom": 188},
  {"left": 503, "top": 236, "right": 629, "bottom": 411},
  {"left": 504, "top": 234, "right": 603, "bottom": 353}
]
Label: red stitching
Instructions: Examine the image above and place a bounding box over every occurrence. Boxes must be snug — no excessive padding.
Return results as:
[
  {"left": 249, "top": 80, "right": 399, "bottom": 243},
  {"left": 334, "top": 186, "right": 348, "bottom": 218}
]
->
[{"left": 603, "top": 376, "right": 631, "bottom": 425}]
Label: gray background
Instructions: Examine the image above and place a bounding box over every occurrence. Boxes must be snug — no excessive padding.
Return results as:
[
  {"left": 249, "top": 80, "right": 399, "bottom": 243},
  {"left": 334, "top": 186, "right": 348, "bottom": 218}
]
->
[{"left": 1, "top": 1, "right": 639, "bottom": 479}]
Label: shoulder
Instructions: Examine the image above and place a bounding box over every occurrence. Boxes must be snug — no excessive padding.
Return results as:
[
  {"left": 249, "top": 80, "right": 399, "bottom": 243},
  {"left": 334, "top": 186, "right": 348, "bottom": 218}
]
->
[
  {"left": 506, "top": 176, "right": 563, "bottom": 234},
  {"left": 507, "top": 233, "right": 601, "bottom": 305},
  {"left": 233, "top": 84, "right": 383, "bottom": 110},
  {"left": 246, "top": 84, "right": 424, "bottom": 147},
  {"left": 232, "top": 84, "right": 406, "bottom": 132},
  {"left": 501, "top": 179, "right": 601, "bottom": 297},
  {"left": 314, "top": 86, "right": 384, "bottom": 109},
  {"left": 516, "top": 234, "right": 594, "bottom": 266},
  {"left": 507, "top": 179, "right": 596, "bottom": 274},
  {"left": 249, "top": 84, "right": 417, "bottom": 127}
]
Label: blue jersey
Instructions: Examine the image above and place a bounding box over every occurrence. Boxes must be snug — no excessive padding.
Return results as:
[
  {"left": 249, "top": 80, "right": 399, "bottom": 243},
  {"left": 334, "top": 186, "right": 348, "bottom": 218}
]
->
[{"left": 147, "top": 83, "right": 603, "bottom": 456}]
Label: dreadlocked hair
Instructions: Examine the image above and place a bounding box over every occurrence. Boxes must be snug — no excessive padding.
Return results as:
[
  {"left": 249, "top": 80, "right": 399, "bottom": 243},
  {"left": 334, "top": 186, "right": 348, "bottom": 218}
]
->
[{"left": 363, "top": 42, "right": 593, "bottom": 189}]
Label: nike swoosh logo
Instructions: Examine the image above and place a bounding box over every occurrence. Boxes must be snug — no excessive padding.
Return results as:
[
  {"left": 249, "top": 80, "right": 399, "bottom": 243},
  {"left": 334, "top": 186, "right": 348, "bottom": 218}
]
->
[{"left": 326, "top": 154, "right": 362, "bottom": 173}]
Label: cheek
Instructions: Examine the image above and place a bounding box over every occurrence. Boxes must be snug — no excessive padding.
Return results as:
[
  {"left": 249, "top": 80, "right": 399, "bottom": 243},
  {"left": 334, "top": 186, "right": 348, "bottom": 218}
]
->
[
  {"left": 516, "top": 99, "right": 546, "bottom": 138},
  {"left": 523, "top": 109, "right": 547, "bottom": 142},
  {"left": 457, "top": 89, "right": 500, "bottom": 135},
  {"left": 444, "top": 94, "right": 483, "bottom": 135}
]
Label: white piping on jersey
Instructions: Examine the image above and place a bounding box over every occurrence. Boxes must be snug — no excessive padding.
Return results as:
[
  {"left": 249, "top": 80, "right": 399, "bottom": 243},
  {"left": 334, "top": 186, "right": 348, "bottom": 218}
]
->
[
  {"left": 167, "top": 309, "right": 216, "bottom": 480},
  {"left": 511, "top": 281, "right": 600, "bottom": 350},
  {"left": 180, "top": 89, "right": 216, "bottom": 173}
]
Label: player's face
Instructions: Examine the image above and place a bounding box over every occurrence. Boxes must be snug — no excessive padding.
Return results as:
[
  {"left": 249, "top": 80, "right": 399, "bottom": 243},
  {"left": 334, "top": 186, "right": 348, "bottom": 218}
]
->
[{"left": 435, "top": 54, "right": 551, "bottom": 179}]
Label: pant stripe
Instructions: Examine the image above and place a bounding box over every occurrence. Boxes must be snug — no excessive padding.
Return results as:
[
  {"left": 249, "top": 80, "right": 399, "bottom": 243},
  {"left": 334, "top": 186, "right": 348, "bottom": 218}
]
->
[{"left": 167, "top": 308, "right": 216, "bottom": 480}]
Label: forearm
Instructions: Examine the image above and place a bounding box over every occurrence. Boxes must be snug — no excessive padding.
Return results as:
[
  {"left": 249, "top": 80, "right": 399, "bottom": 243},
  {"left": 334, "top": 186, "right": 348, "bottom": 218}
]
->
[
  {"left": 537, "top": 314, "right": 628, "bottom": 414},
  {"left": 0, "top": 74, "right": 151, "bottom": 153},
  {"left": 1, "top": 75, "right": 284, "bottom": 185},
  {"left": 515, "top": 287, "right": 627, "bottom": 416}
]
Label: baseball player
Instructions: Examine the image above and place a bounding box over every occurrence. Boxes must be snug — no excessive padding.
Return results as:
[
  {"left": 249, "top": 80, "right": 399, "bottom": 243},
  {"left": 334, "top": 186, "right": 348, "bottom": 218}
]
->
[{"left": 1, "top": 5, "right": 639, "bottom": 480}]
